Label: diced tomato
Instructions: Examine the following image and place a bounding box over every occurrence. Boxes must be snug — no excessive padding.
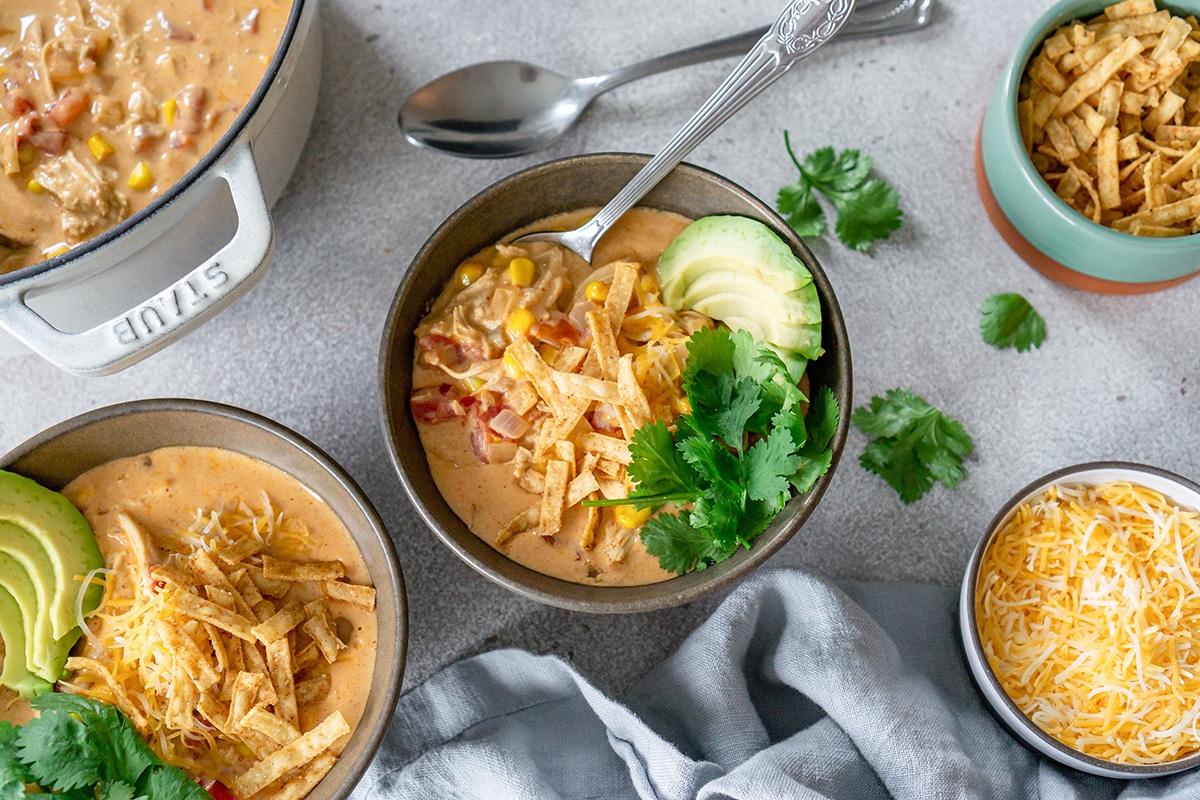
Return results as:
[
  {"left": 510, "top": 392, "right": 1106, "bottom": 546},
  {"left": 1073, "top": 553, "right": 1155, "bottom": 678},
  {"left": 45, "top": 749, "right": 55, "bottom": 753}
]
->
[
  {"left": 410, "top": 384, "right": 461, "bottom": 424},
  {"left": 202, "top": 778, "right": 238, "bottom": 800},
  {"left": 530, "top": 317, "right": 579, "bottom": 348},
  {"left": 3, "top": 81, "right": 34, "bottom": 117},
  {"left": 47, "top": 87, "right": 89, "bottom": 127}
]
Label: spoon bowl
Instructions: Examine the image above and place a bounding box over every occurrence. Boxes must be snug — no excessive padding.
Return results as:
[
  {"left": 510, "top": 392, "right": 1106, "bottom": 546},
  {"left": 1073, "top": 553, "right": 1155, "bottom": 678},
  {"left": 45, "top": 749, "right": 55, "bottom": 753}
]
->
[{"left": 399, "top": 0, "right": 933, "bottom": 158}]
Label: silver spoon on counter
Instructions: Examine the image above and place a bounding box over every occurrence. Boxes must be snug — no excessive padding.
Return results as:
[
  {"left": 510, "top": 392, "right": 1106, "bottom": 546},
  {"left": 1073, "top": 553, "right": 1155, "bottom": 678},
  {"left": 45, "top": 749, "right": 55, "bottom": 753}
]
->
[
  {"left": 399, "top": 0, "right": 931, "bottom": 159},
  {"left": 514, "top": 0, "right": 859, "bottom": 262}
]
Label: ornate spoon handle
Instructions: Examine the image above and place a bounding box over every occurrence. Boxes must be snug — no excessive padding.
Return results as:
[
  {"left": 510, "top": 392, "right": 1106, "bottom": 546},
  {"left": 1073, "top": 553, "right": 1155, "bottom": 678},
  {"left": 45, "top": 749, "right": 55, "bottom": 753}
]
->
[{"left": 518, "top": 0, "right": 857, "bottom": 262}]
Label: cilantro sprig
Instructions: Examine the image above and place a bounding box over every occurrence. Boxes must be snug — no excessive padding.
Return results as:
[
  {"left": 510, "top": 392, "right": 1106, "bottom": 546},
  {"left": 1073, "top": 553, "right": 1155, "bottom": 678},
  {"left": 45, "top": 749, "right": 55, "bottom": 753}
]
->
[
  {"left": 0, "top": 694, "right": 210, "bottom": 800},
  {"left": 584, "top": 327, "right": 839, "bottom": 574},
  {"left": 852, "top": 389, "right": 974, "bottom": 504},
  {"left": 980, "top": 293, "right": 1046, "bottom": 352},
  {"left": 777, "top": 132, "right": 903, "bottom": 252}
]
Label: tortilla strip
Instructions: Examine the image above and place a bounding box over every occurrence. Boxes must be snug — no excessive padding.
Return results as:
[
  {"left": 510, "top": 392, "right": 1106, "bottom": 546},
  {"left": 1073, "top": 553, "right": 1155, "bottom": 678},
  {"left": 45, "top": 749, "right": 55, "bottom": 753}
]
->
[
  {"left": 252, "top": 600, "right": 307, "bottom": 644},
  {"left": 508, "top": 337, "right": 565, "bottom": 411},
  {"left": 1053, "top": 36, "right": 1144, "bottom": 119},
  {"left": 247, "top": 565, "right": 292, "bottom": 598},
  {"left": 321, "top": 580, "right": 376, "bottom": 611},
  {"left": 585, "top": 310, "right": 621, "bottom": 382},
  {"left": 566, "top": 471, "right": 601, "bottom": 508},
  {"left": 551, "top": 371, "right": 621, "bottom": 405},
  {"left": 232, "top": 711, "right": 350, "bottom": 798},
  {"left": 581, "top": 499, "right": 601, "bottom": 551},
  {"left": 154, "top": 619, "right": 220, "bottom": 692},
  {"left": 266, "top": 637, "right": 299, "bottom": 728},
  {"left": 538, "top": 459, "right": 570, "bottom": 537},
  {"left": 262, "top": 554, "right": 346, "bottom": 582},
  {"left": 228, "top": 670, "right": 265, "bottom": 731},
  {"left": 175, "top": 592, "right": 258, "bottom": 642},
  {"left": 603, "top": 261, "right": 638, "bottom": 330},
  {"left": 617, "top": 355, "right": 652, "bottom": 428},
  {"left": 576, "top": 432, "right": 632, "bottom": 464},
  {"left": 65, "top": 657, "right": 148, "bottom": 733},
  {"left": 272, "top": 752, "right": 338, "bottom": 800},
  {"left": 216, "top": 536, "right": 263, "bottom": 566},
  {"left": 295, "top": 670, "right": 332, "bottom": 707},
  {"left": 303, "top": 600, "right": 346, "bottom": 664},
  {"left": 240, "top": 705, "right": 301, "bottom": 746}
]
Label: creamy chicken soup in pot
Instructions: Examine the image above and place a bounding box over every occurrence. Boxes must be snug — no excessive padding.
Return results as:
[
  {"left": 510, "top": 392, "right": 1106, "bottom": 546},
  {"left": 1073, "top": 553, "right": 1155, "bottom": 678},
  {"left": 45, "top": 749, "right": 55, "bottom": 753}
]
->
[{"left": 0, "top": 0, "right": 288, "bottom": 273}]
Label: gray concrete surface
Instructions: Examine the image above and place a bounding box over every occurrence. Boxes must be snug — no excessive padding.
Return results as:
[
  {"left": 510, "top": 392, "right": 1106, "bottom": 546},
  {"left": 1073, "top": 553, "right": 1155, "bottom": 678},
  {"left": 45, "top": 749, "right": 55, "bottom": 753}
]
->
[{"left": 2, "top": 0, "right": 1198, "bottom": 697}]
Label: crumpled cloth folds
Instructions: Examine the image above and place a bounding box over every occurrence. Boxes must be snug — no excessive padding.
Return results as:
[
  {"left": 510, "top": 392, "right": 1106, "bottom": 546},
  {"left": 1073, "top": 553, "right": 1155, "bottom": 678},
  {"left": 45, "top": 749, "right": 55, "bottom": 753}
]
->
[{"left": 357, "top": 567, "right": 1200, "bottom": 799}]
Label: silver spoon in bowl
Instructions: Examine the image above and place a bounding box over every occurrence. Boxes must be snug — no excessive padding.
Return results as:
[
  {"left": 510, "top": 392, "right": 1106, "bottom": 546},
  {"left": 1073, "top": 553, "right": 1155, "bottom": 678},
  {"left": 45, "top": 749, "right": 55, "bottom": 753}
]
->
[
  {"left": 399, "top": 0, "right": 931, "bottom": 159},
  {"left": 513, "top": 0, "right": 859, "bottom": 263}
]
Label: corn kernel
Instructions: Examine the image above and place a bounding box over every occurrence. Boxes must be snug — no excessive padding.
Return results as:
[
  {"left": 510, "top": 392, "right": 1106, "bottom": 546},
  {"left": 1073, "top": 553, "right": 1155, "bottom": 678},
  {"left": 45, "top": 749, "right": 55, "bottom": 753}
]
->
[
  {"left": 26, "top": 178, "right": 44, "bottom": 194},
  {"left": 503, "top": 349, "right": 524, "bottom": 378},
  {"left": 505, "top": 307, "right": 535, "bottom": 338},
  {"left": 456, "top": 262, "right": 484, "bottom": 287},
  {"left": 585, "top": 281, "right": 609, "bottom": 303},
  {"left": 17, "top": 143, "right": 35, "bottom": 165},
  {"left": 613, "top": 504, "right": 652, "bottom": 529},
  {"left": 87, "top": 134, "right": 116, "bottom": 163},
  {"left": 538, "top": 343, "right": 558, "bottom": 365},
  {"left": 162, "top": 98, "right": 177, "bottom": 127},
  {"left": 508, "top": 256, "right": 536, "bottom": 287},
  {"left": 127, "top": 161, "right": 153, "bottom": 190},
  {"left": 463, "top": 376, "right": 487, "bottom": 393}
]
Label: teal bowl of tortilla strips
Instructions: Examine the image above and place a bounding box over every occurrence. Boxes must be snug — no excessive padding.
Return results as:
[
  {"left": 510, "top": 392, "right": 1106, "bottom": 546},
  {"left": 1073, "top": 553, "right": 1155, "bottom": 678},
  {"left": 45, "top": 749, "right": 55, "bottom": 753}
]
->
[{"left": 977, "top": 0, "right": 1200, "bottom": 294}]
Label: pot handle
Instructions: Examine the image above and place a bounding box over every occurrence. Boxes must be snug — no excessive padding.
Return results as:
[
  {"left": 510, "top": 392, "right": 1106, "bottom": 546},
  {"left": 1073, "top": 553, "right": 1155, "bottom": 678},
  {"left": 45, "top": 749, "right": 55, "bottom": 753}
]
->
[{"left": 0, "top": 143, "right": 274, "bottom": 376}]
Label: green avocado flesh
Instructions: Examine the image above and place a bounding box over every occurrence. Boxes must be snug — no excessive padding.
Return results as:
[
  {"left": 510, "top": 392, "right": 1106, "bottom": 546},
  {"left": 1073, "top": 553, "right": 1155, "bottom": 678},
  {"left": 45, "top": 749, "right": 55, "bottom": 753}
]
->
[
  {"left": 656, "top": 216, "right": 823, "bottom": 372},
  {"left": 0, "top": 470, "right": 104, "bottom": 695},
  {"left": 0, "top": 583, "right": 52, "bottom": 697}
]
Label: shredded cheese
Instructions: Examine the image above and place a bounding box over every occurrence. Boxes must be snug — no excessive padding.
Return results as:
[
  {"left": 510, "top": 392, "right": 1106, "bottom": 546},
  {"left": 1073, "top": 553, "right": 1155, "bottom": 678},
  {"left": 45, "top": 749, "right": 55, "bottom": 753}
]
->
[
  {"left": 61, "top": 497, "right": 292, "bottom": 773},
  {"left": 977, "top": 481, "right": 1200, "bottom": 764}
]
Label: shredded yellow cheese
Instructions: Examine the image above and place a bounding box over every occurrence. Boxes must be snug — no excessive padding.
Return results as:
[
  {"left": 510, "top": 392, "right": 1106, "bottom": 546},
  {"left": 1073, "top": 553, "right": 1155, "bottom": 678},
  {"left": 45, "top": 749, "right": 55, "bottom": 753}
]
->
[{"left": 977, "top": 481, "right": 1200, "bottom": 764}]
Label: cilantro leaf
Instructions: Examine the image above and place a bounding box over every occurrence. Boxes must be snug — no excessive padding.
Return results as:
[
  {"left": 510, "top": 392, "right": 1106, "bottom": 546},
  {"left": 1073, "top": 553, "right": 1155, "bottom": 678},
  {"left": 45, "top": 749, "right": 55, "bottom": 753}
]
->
[
  {"left": 980, "top": 292, "right": 1046, "bottom": 352},
  {"left": 137, "top": 765, "right": 211, "bottom": 800},
  {"left": 852, "top": 390, "right": 974, "bottom": 504},
  {"left": 640, "top": 512, "right": 726, "bottom": 574},
  {"left": 600, "top": 326, "right": 839, "bottom": 574},
  {"left": 8, "top": 694, "right": 204, "bottom": 800},
  {"left": 829, "top": 178, "right": 903, "bottom": 253},
  {"left": 17, "top": 696, "right": 104, "bottom": 791},
  {"left": 779, "top": 132, "right": 903, "bottom": 252},
  {"left": 777, "top": 177, "right": 826, "bottom": 238},
  {"left": 101, "top": 780, "right": 139, "bottom": 800},
  {"left": 0, "top": 722, "right": 30, "bottom": 800},
  {"left": 791, "top": 386, "right": 840, "bottom": 495}
]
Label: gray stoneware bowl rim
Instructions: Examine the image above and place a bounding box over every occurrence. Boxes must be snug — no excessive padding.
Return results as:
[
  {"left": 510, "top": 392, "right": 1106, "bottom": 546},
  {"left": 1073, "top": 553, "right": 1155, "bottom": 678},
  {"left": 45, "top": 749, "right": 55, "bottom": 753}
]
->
[
  {"left": 0, "top": 397, "right": 407, "bottom": 800},
  {"left": 960, "top": 460, "right": 1200, "bottom": 777},
  {"left": 378, "top": 152, "right": 852, "bottom": 614}
]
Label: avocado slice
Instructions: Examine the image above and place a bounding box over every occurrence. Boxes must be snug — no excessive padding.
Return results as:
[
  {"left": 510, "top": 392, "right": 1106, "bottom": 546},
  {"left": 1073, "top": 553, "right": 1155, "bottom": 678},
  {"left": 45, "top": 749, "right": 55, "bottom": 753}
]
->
[
  {"left": 0, "top": 520, "right": 61, "bottom": 674},
  {"left": 0, "top": 470, "right": 104, "bottom": 643},
  {"left": 656, "top": 216, "right": 823, "bottom": 376},
  {"left": 0, "top": 551, "right": 44, "bottom": 676},
  {"left": 0, "top": 583, "right": 53, "bottom": 697}
]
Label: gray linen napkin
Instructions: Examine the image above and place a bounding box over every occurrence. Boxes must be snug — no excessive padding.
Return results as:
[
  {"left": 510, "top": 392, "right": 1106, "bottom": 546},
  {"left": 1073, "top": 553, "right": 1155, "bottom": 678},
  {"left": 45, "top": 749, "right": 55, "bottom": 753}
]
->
[{"left": 357, "top": 568, "right": 1200, "bottom": 799}]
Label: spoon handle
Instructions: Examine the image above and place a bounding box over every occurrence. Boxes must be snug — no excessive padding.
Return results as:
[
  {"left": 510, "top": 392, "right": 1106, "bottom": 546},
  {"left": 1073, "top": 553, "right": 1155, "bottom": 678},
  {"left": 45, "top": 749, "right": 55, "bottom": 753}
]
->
[
  {"left": 537, "top": 0, "right": 857, "bottom": 261},
  {"left": 592, "top": 0, "right": 927, "bottom": 93}
]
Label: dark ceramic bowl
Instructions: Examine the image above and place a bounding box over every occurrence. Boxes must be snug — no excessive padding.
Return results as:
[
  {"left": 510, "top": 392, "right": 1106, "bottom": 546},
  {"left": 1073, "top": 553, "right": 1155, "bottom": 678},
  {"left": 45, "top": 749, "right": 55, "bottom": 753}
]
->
[
  {"left": 0, "top": 399, "right": 406, "bottom": 800},
  {"left": 960, "top": 461, "right": 1200, "bottom": 777},
  {"left": 379, "top": 153, "right": 852, "bottom": 613}
]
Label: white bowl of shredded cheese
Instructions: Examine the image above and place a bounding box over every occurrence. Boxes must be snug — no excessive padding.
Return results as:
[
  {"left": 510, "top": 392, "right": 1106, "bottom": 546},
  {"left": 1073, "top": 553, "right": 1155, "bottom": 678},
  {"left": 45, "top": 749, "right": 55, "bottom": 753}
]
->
[{"left": 961, "top": 462, "right": 1200, "bottom": 777}]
